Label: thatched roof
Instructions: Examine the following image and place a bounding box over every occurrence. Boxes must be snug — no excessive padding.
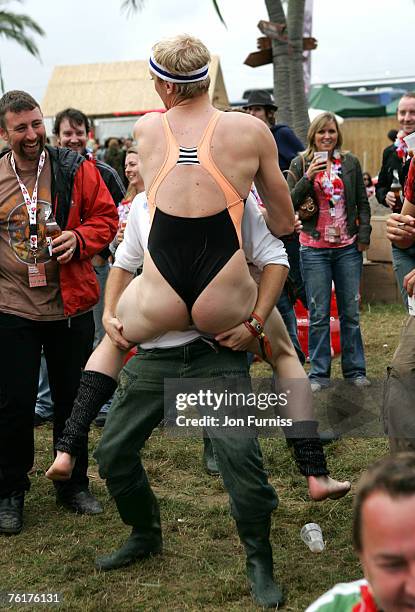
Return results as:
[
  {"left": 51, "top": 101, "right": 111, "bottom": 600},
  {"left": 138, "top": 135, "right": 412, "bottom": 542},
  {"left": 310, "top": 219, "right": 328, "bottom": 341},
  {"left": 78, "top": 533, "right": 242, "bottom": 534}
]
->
[{"left": 42, "top": 56, "right": 229, "bottom": 117}]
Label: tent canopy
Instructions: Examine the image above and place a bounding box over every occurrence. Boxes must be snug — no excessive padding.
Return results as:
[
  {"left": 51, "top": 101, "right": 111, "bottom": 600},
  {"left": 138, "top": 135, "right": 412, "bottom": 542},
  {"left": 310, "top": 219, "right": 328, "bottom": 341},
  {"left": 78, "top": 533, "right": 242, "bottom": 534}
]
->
[
  {"left": 309, "top": 85, "right": 386, "bottom": 118},
  {"left": 386, "top": 97, "right": 399, "bottom": 115},
  {"left": 308, "top": 107, "right": 344, "bottom": 124}
]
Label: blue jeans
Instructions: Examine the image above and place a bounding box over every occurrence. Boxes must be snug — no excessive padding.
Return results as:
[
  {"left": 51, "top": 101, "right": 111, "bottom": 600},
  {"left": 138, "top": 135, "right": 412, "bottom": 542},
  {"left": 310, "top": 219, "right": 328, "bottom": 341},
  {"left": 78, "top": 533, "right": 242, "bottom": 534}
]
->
[
  {"left": 93, "top": 262, "right": 110, "bottom": 348},
  {"left": 392, "top": 244, "right": 415, "bottom": 309},
  {"left": 93, "top": 262, "right": 112, "bottom": 415},
  {"left": 300, "top": 243, "right": 366, "bottom": 384},
  {"left": 35, "top": 351, "right": 54, "bottom": 418}
]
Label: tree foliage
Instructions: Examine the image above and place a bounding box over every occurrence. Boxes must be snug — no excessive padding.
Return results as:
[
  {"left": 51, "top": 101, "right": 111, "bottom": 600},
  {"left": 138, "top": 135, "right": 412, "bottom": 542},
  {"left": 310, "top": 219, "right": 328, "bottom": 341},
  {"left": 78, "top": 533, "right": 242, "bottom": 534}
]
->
[
  {"left": 122, "top": 0, "right": 227, "bottom": 27},
  {"left": 0, "top": 0, "right": 45, "bottom": 94}
]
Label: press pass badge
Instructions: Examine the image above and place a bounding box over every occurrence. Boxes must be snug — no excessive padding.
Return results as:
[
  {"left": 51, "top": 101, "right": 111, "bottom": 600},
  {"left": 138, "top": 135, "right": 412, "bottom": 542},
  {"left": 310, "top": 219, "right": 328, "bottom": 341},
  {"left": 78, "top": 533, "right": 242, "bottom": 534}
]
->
[
  {"left": 28, "top": 263, "right": 47, "bottom": 288},
  {"left": 327, "top": 226, "right": 340, "bottom": 240}
]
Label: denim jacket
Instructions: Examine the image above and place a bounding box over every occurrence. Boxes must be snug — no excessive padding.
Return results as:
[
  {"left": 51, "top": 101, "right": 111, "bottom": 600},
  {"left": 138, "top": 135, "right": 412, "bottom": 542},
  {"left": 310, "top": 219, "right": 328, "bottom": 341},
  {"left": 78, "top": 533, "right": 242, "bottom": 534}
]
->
[{"left": 287, "top": 152, "right": 371, "bottom": 245}]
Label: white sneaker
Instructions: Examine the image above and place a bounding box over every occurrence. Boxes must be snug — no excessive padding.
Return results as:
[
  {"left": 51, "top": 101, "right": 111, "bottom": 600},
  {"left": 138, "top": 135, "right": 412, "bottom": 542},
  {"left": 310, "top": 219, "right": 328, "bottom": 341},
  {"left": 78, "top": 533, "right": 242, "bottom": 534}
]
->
[
  {"left": 310, "top": 381, "right": 323, "bottom": 393},
  {"left": 351, "top": 376, "right": 371, "bottom": 388}
]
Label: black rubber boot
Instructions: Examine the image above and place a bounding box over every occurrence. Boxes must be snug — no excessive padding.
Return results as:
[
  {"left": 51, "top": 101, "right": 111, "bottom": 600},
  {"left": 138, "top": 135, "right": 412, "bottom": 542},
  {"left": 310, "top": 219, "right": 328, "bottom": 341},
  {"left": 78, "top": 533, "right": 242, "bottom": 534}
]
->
[
  {"left": 236, "top": 518, "right": 284, "bottom": 608},
  {"left": 95, "top": 485, "right": 162, "bottom": 571},
  {"left": 284, "top": 420, "right": 329, "bottom": 476},
  {"left": 202, "top": 437, "right": 220, "bottom": 476},
  {"left": 56, "top": 370, "right": 117, "bottom": 456},
  {"left": 0, "top": 491, "right": 24, "bottom": 535}
]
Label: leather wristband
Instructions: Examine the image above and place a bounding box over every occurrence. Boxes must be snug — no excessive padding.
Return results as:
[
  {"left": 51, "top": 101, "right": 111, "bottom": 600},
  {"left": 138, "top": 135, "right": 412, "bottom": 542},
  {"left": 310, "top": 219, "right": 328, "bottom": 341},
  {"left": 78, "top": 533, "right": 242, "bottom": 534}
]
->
[{"left": 243, "top": 312, "right": 272, "bottom": 361}]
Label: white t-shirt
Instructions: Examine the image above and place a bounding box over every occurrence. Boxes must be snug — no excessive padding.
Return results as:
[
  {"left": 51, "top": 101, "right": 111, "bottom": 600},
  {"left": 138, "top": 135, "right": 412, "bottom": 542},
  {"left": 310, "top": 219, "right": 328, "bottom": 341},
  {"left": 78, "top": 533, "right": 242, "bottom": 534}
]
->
[{"left": 114, "top": 192, "right": 289, "bottom": 349}]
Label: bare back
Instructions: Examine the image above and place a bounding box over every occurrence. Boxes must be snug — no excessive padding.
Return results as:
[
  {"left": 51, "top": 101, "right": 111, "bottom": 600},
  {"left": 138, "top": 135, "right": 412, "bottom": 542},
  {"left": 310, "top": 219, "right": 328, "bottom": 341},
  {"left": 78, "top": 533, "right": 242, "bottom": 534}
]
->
[{"left": 136, "top": 106, "right": 272, "bottom": 217}]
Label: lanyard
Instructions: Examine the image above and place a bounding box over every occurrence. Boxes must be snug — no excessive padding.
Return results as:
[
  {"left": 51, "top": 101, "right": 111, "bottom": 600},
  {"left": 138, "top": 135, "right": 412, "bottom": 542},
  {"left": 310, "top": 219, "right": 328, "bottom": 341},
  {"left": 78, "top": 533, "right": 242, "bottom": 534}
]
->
[{"left": 10, "top": 150, "right": 46, "bottom": 255}]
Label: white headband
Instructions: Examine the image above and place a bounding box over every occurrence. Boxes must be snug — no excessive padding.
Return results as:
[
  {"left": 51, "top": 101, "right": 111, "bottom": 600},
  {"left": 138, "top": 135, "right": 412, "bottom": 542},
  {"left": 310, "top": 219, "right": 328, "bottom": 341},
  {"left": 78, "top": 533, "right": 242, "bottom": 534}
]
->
[{"left": 149, "top": 53, "right": 209, "bottom": 84}]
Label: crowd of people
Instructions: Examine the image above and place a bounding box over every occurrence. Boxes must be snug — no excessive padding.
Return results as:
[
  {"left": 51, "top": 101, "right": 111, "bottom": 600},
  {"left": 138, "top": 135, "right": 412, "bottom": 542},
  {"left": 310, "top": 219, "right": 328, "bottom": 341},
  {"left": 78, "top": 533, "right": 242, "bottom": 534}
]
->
[{"left": 0, "top": 32, "right": 415, "bottom": 611}]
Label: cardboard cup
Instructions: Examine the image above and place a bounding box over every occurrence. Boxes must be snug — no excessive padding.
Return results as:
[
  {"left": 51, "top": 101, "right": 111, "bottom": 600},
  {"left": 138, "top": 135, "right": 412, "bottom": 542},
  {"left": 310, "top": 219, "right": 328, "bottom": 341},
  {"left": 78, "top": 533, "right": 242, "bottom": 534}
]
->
[
  {"left": 408, "top": 295, "right": 415, "bottom": 317},
  {"left": 403, "top": 132, "right": 415, "bottom": 152}
]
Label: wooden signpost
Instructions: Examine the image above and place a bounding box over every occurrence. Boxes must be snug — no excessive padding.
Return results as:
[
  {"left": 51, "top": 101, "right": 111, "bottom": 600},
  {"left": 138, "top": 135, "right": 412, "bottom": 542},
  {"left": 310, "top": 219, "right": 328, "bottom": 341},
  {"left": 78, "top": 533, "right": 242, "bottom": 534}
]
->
[{"left": 244, "top": 20, "right": 317, "bottom": 67}]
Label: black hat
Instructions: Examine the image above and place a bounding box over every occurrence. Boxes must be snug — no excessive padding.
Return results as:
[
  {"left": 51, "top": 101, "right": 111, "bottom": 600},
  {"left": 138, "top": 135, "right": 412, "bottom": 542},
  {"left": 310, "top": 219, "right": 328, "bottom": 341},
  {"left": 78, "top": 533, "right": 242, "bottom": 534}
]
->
[{"left": 243, "top": 89, "right": 278, "bottom": 111}]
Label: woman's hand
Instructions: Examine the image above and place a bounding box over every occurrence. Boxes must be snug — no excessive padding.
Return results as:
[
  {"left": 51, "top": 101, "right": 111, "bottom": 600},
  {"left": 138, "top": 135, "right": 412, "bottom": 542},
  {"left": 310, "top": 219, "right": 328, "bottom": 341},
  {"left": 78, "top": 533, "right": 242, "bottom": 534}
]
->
[
  {"left": 215, "top": 323, "right": 254, "bottom": 352},
  {"left": 116, "top": 221, "right": 127, "bottom": 244},
  {"left": 294, "top": 213, "right": 303, "bottom": 234},
  {"left": 305, "top": 157, "right": 327, "bottom": 181},
  {"left": 357, "top": 243, "right": 369, "bottom": 252}
]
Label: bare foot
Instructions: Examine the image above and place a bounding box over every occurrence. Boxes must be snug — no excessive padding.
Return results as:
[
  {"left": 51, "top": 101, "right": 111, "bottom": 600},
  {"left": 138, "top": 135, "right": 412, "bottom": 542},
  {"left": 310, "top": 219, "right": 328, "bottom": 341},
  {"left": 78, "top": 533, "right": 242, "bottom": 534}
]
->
[
  {"left": 45, "top": 451, "right": 76, "bottom": 481},
  {"left": 307, "top": 475, "right": 351, "bottom": 501}
]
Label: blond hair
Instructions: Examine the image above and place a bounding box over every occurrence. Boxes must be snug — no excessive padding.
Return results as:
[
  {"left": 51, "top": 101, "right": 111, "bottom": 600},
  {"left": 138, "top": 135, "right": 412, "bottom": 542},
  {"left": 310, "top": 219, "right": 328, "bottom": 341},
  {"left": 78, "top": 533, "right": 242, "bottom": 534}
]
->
[
  {"left": 152, "top": 34, "right": 211, "bottom": 99},
  {"left": 124, "top": 146, "right": 141, "bottom": 201},
  {"left": 303, "top": 111, "right": 343, "bottom": 160}
]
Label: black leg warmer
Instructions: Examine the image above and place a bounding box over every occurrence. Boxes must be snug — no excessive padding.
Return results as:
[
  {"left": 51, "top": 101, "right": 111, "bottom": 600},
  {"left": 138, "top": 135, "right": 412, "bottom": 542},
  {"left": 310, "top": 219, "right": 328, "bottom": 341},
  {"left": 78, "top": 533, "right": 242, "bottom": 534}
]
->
[
  {"left": 56, "top": 370, "right": 117, "bottom": 456},
  {"left": 284, "top": 420, "right": 329, "bottom": 477}
]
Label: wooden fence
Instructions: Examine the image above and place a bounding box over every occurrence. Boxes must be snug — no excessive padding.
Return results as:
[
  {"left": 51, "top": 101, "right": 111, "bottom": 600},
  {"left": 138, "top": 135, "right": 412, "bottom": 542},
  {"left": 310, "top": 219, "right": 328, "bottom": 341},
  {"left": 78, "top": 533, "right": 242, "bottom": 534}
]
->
[{"left": 341, "top": 116, "right": 397, "bottom": 177}]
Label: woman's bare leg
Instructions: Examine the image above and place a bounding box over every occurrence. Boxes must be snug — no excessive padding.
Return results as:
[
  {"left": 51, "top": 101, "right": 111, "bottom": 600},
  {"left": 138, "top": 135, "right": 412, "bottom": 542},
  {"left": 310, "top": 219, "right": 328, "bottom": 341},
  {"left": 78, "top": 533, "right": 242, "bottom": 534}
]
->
[
  {"left": 246, "top": 307, "right": 350, "bottom": 501},
  {"left": 46, "top": 335, "right": 128, "bottom": 481},
  {"left": 84, "top": 334, "right": 129, "bottom": 379}
]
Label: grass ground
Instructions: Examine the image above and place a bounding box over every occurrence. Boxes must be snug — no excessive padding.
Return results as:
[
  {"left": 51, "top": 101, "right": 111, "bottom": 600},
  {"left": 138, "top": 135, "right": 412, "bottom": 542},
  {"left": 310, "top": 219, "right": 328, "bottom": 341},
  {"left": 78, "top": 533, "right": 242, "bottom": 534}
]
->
[{"left": 0, "top": 304, "right": 405, "bottom": 611}]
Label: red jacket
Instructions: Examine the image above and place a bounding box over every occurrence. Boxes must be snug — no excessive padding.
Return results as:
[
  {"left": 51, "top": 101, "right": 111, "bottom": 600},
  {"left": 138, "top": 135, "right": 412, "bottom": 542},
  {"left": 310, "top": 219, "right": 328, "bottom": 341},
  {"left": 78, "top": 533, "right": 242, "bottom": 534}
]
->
[{"left": 48, "top": 147, "right": 118, "bottom": 316}]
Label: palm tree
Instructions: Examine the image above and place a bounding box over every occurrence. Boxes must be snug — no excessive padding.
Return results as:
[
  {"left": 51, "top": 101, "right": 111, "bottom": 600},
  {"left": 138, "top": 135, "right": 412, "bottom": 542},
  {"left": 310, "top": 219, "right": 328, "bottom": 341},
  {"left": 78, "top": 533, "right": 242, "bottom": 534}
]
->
[
  {"left": 266, "top": 0, "right": 309, "bottom": 142},
  {"left": 0, "top": 0, "right": 44, "bottom": 94}
]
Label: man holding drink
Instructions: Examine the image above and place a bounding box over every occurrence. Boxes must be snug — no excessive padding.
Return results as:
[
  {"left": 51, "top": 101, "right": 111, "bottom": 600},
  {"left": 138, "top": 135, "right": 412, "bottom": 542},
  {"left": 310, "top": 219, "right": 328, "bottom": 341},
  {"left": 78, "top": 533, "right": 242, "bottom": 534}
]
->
[
  {"left": 376, "top": 93, "right": 415, "bottom": 305},
  {"left": 0, "top": 90, "right": 118, "bottom": 533}
]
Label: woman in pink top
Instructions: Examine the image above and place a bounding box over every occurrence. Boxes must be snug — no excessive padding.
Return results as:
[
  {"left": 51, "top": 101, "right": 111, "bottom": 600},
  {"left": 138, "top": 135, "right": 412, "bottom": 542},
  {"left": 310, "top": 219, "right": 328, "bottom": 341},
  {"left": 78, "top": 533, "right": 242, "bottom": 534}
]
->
[{"left": 287, "top": 113, "right": 371, "bottom": 392}]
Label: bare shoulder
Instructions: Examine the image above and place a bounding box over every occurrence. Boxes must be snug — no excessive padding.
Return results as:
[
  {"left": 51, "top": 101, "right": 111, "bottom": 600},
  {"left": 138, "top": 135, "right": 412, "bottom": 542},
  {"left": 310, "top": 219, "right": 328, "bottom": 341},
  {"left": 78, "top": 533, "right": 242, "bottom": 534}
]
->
[
  {"left": 134, "top": 112, "right": 163, "bottom": 138},
  {"left": 221, "top": 111, "right": 267, "bottom": 131},
  {"left": 218, "top": 111, "right": 271, "bottom": 147}
]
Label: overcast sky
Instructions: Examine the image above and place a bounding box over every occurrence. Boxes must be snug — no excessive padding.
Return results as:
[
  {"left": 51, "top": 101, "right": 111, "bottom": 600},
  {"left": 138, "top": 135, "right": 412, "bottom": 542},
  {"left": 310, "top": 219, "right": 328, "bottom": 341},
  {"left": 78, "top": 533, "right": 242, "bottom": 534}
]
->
[{"left": 1, "top": 0, "right": 414, "bottom": 105}]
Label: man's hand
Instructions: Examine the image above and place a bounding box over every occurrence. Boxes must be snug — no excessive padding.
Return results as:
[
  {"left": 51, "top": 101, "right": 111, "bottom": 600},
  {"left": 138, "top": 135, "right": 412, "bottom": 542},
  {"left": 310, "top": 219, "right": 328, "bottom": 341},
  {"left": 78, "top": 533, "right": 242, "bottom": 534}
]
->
[
  {"left": 386, "top": 213, "right": 415, "bottom": 245},
  {"left": 52, "top": 230, "right": 77, "bottom": 264},
  {"left": 385, "top": 191, "right": 398, "bottom": 209},
  {"left": 103, "top": 314, "right": 132, "bottom": 350},
  {"left": 404, "top": 268, "right": 415, "bottom": 297},
  {"left": 215, "top": 323, "right": 254, "bottom": 352}
]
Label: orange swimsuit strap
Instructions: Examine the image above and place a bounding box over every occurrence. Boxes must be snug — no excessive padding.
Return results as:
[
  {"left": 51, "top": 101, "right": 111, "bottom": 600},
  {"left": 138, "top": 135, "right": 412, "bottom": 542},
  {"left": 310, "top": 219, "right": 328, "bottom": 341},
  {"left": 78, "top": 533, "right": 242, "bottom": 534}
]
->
[{"left": 146, "top": 110, "right": 244, "bottom": 245}]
